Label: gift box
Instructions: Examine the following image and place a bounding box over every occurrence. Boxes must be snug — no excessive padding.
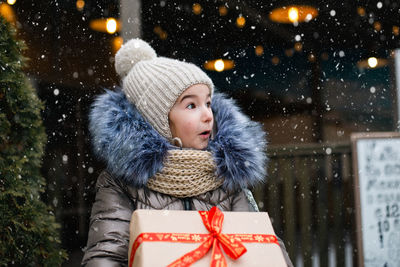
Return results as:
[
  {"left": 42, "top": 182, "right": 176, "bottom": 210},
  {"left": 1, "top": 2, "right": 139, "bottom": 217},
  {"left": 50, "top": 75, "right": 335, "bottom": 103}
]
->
[{"left": 128, "top": 207, "right": 287, "bottom": 267}]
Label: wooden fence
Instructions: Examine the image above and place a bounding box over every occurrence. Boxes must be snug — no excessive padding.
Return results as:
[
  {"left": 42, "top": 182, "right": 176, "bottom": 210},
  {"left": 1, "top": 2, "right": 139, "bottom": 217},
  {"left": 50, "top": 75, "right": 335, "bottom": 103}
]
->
[{"left": 253, "top": 142, "right": 356, "bottom": 267}]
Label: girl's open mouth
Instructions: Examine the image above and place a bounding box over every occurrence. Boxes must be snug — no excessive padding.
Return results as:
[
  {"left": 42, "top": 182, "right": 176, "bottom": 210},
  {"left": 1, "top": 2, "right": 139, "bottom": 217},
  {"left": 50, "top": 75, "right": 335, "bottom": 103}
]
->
[{"left": 200, "top": 130, "right": 211, "bottom": 138}]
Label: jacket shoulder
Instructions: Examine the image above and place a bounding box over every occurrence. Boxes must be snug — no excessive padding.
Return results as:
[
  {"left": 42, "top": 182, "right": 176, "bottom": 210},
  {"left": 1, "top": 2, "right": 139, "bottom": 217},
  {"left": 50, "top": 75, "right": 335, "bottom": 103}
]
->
[{"left": 95, "top": 170, "right": 140, "bottom": 200}]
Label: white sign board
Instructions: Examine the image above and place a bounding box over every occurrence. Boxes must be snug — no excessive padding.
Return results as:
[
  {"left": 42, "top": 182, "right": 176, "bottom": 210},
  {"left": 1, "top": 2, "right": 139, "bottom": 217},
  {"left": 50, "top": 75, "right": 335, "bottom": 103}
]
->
[{"left": 351, "top": 132, "right": 400, "bottom": 267}]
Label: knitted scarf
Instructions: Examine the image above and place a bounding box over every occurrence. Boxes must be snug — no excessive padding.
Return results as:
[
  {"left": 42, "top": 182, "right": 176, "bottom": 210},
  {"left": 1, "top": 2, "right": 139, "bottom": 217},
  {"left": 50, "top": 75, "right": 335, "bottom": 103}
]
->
[{"left": 147, "top": 150, "right": 224, "bottom": 198}]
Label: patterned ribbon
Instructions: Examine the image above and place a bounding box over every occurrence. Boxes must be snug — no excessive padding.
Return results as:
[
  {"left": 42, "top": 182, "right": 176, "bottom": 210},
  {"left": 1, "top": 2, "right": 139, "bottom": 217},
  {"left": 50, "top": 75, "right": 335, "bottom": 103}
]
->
[{"left": 129, "top": 207, "right": 279, "bottom": 267}]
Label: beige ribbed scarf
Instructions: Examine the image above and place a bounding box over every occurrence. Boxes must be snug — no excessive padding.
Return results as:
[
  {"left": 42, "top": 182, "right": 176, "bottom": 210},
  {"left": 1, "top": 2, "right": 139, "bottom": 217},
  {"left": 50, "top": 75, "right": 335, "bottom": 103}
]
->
[{"left": 146, "top": 149, "right": 224, "bottom": 198}]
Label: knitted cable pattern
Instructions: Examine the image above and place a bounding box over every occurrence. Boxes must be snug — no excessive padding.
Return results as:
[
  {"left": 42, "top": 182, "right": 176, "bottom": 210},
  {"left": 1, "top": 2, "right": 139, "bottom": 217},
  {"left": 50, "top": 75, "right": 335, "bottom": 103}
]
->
[{"left": 146, "top": 149, "right": 224, "bottom": 198}]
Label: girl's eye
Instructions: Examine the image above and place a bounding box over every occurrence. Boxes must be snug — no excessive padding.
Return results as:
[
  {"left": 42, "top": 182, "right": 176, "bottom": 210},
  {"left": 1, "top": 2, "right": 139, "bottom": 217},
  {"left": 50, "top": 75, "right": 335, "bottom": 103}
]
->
[
  {"left": 207, "top": 102, "right": 211, "bottom": 108},
  {"left": 187, "top": 103, "right": 195, "bottom": 109}
]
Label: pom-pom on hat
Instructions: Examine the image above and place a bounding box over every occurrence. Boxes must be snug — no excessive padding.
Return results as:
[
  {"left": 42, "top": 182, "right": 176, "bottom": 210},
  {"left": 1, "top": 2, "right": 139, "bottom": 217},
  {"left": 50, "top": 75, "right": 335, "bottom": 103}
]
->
[{"left": 114, "top": 38, "right": 214, "bottom": 139}]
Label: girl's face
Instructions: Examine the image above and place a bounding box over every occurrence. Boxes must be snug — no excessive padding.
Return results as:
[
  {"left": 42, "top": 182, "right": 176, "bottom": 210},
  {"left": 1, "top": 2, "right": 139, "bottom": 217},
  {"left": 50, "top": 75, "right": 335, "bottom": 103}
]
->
[{"left": 169, "top": 84, "right": 213, "bottom": 150}]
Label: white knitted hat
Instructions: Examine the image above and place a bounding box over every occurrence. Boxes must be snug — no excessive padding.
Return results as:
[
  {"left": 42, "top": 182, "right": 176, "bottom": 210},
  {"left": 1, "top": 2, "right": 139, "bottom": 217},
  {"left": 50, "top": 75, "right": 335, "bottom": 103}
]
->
[{"left": 114, "top": 38, "right": 214, "bottom": 139}]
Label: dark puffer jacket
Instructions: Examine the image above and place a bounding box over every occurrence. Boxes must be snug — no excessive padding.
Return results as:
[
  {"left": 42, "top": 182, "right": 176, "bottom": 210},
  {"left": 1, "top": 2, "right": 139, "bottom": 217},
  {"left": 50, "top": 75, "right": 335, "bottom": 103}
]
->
[{"left": 81, "top": 90, "right": 293, "bottom": 266}]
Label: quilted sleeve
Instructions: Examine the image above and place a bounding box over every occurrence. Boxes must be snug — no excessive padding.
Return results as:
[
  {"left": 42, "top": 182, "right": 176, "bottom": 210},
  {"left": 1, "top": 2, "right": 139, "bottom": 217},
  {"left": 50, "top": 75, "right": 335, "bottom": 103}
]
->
[{"left": 81, "top": 171, "right": 136, "bottom": 266}]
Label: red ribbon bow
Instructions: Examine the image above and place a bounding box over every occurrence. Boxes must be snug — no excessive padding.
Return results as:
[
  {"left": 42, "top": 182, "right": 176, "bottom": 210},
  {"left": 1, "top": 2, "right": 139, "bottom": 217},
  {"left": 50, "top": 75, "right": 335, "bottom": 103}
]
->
[
  {"left": 168, "top": 206, "right": 247, "bottom": 267},
  {"left": 129, "top": 207, "right": 279, "bottom": 267}
]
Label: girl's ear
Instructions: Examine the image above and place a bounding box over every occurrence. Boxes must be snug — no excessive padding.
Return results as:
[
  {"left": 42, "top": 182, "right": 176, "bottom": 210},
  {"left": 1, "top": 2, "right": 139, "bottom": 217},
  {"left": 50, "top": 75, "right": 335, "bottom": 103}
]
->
[{"left": 172, "top": 137, "right": 183, "bottom": 148}]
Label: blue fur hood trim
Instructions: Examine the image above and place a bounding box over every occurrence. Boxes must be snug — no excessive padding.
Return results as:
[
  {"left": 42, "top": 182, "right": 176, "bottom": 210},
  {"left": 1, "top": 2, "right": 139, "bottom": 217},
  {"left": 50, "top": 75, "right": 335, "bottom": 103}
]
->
[{"left": 89, "top": 89, "right": 267, "bottom": 191}]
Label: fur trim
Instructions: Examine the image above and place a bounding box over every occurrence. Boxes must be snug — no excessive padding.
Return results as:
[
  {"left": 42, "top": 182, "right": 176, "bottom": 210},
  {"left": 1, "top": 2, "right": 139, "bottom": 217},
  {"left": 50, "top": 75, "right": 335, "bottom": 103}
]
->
[
  {"left": 89, "top": 89, "right": 267, "bottom": 191},
  {"left": 89, "top": 89, "right": 172, "bottom": 187},
  {"left": 209, "top": 94, "right": 267, "bottom": 190}
]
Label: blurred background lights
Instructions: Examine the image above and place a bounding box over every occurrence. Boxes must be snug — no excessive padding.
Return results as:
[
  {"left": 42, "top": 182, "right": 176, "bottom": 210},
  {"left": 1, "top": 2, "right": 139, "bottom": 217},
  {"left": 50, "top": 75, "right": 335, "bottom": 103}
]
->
[
  {"left": 76, "top": 0, "right": 85, "bottom": 11},
  {"left": 374, "top": 22, "right": 382, "bottom": 31},
  {"left": 368, "top": 57, "right": 378, "bottom": 68},
  {"left": 153, "top": 26, "right": 168, "bottom": 40},
  {"left": 269, "top": 5, "right": 318, "bottom": 24},
  {"left": 106, "top": 18, "right": 117, "bottom": 34},
  {"left": 288, "top": 7, "right": 299, "bottom": 23},
  {"left": 219, "top": 5, "right": 228, "bottom": 16},
  {"left": 321, "top": 52, "right": 329, "bottom": 61},
  {"left": 0, "top": 2, "right": 16, "bottom": 23},
  {"left": 294, "top": 42, "right": 303, "bottom": 51},
  {"left": 90, "top": 18, "right": 121, "bottom": 34},
  {"left": 7, "top": 0, "right": 16, "bottom": 5},
  {"left": 285, "top": 48, "right": 294, "bottom": 57},
  {"left": 357, "top": 56, "right": 388, "bottom": 69},
  {"left": 112, "top": 36, "right": 123, "bottom": 54},
  {"left": 271, "top": 56, "right": 280, "bottom": 65},
  {"left": 255, "top": 45, "right": 264, "bottom": 56},
  {"left": 192, "top": 3, "right": 202, "bottom": 15},
  {"left": 393, "top": 26, "right": 399, "bottom": 36},
  {"left": 204, "top": 59, "right": 234, "bottom": 72},
  {"left": 357, "top": 6, "right": 366, "bottom": 16},
  {"left": 236, "top": 15, "right": 246, "bottom": 28},
  {"left": 214, "top": 59, "right": 225, "bottom": 72}
]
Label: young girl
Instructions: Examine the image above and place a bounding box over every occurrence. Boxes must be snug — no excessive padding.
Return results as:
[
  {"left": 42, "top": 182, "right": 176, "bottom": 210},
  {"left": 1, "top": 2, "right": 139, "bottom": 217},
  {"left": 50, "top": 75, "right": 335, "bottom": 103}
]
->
[{"left": 82, "top": 39, "right": 293, "bottom": 266}]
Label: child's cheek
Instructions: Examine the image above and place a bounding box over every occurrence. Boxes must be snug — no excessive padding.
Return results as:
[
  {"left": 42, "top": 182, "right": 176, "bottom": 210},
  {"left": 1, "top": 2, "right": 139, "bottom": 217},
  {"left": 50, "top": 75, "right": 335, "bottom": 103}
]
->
[{"left": 182, "top": 120, "right": 196, "bottom": 135}]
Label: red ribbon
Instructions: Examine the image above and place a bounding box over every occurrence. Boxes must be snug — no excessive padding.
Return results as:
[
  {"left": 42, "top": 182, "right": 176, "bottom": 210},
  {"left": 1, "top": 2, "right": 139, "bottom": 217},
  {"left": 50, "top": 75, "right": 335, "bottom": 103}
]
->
[{"left": 129, "top": 207, "right": 279, "bottom": 267}]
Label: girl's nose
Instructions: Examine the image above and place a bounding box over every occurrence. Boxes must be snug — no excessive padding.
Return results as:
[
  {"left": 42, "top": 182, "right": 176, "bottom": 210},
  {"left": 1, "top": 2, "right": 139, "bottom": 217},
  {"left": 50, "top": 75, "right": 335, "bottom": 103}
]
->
[{"left": 202, "top": 106, "right": 213, "bottom": 122}]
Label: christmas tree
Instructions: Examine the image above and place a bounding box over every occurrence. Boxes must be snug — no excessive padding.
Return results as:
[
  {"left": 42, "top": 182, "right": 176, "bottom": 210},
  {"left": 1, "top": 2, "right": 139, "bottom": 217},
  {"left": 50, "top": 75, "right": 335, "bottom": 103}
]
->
[{"left": 0, "top": 16, "right": 67, "bottom": 265}]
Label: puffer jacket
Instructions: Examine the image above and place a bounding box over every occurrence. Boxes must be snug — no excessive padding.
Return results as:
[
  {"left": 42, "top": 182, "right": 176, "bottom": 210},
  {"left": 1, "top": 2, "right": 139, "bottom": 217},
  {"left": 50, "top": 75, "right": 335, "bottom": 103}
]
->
[{"left": 81, "top": 89, "right": 293, "bottom": 266}]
